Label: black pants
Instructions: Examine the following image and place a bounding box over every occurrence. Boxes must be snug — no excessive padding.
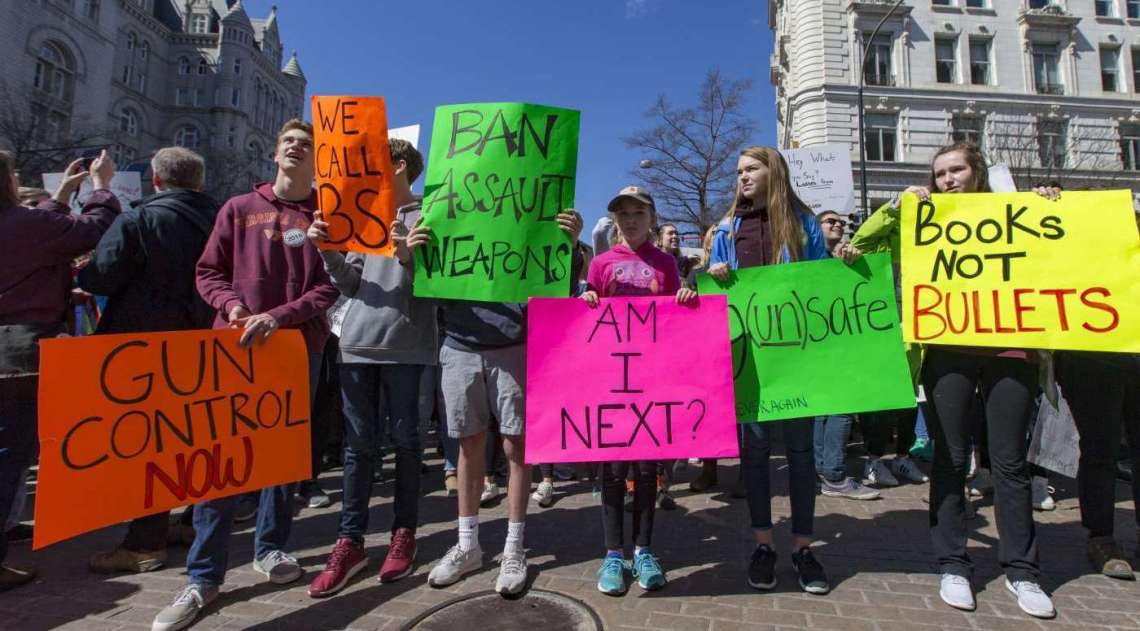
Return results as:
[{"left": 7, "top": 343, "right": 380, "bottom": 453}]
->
[
  {"left": 310, "top": 335, "right": 341, "bottom": 477},
  {"left": 864, "top": 408, "right": 917, "bottom": 458},
  {"left": 923, "top": 349, "right": 1039, "bottom": 581},
  {"left": 1056, "top": 352, "right": 1140, "bottom": 539},
  {"left": 741, "top": 419, "right": 816, "bottom": 535},
  {"left": 598, "top": 461, "right": 656, "bottom": 550}
]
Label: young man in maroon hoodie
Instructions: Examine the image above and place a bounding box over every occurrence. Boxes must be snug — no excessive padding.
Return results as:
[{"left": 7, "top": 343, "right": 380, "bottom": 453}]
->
[{"left": 152, "top": 120, "right": 339, "bottom": 631}]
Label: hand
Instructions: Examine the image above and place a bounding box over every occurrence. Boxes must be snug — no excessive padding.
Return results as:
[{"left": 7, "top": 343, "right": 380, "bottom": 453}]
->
[
  {"left": 53, "top": 158, "right": 89, "bottom": 202},
  {"left": 405, "top": 224, "right": 432, "bottom": 251},
  {"left": 227, "top": 304, "right": 251, "bottom": 326},
  {"left": 902, "top": 185, "right": 931, "bottom": 202},
  {"left": 307, "top": 210, "right": 330, "bottom": 244},
  {"left": 708, "top": 263, "right": 730, "bottom": 281},
  {"left": 89, "top": 150, "right": 115, "bottom": 191},
  {"left": 1033, "top": 186, "right": 1061, "bottom": 202},
  {"left": 580, "top": 290, "right": 599, "bottom": 308},
  {"left": 557, "top": 208, "right": 583, "bottom": 241},
  {"left": 833, "top": 241, "right": 863, "bottom": 265},
  {"left": 238, "top": 313, "right": 279, "bottom": 347},
  {"left": 675, "top": 287, "right": 697, "bottom": 304},
  {"left": 390, "top": 219, "right": 413, "bottom": 263}
]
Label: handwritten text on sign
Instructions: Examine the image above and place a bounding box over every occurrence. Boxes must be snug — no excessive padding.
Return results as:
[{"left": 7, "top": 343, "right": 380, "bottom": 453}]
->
[
  {"left": 781, "top": 144, "right": 855, "bottom": 214},
  {"left": 900, "top": 191, "right": 1140, "bottom": 352},
  {"left": 697, "top": 254, "right": 916, "bottom": 422},
  {"left": 34, "top": 330, "right": 312, "bottom": 549},
  {"left": 312, "top": 96, "right": 396, "bottom": 256},
  {"left": 525, "top": 296, "right": 739, "bottom": 463},
  {"left": 414, "top": 103, "right": 580, "bottom": 303}
]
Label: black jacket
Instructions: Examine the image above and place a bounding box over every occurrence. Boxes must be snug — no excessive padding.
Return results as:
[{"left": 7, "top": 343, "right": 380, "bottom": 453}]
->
[{"left": 79, "top": 188, "right": 220, "bottom": 334}]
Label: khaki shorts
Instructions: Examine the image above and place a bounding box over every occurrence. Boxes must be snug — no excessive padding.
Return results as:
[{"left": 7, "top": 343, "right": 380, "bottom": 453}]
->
[{"left": 439, "top": 343, "right": 526, "bottom": 439}]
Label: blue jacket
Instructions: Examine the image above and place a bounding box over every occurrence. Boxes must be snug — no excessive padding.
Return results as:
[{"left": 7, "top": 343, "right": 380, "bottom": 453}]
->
[{"left": 708, "top": 210, "right": 828, "bottom": 269}]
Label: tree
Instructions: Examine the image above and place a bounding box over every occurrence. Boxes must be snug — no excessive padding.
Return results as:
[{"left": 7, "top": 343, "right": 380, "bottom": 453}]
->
[
  {"left": 0, "top": 80, "right": 106, "bottom": 184},
  {"left": 624, "top": 69, "right": 754, "bottom": 236},
  {"left": 199, "top": 146, "right": 266, "bottom": 204}
]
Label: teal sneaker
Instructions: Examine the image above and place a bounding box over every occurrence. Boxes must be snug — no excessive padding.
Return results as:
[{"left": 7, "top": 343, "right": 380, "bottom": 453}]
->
[
  {"left": 909, "top": 437, "right": 933, "bottom": 462},
  {"left": 596, "top": 555, "right": 626, "bottom": 595},
  {"left": 632, "top": 551, "right": 666, "bottom": 591}
]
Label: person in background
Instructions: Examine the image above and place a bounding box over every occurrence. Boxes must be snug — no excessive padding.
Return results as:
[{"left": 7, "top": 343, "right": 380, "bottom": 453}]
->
[{"left": 17, "top": 187, "right": 50, "bottom": 207}]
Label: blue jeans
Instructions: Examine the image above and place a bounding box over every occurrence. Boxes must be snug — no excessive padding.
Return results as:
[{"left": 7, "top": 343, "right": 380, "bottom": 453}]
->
[
  {"left": 188, "top": 351, "right": 321, "bottom": 586},
  {"left": 339, "top": 363, "right": 423, "bottom": 541},
  {"left": 813, "top": 415, "right": 852, "bottom": 483},
  {"left": 0, "top": 378, "right": 36, "bottom": 565},
  {"left": 914, "top": 403, "right": 930, "bottom": 441},
  {"left": 741, "top": 419, "right": 816, "bottom": 536}
]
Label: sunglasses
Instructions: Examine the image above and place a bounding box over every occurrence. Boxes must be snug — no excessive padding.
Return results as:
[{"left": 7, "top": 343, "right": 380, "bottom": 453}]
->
[{"left": 821, "top": 218, "right": 847, "bottom": 228}]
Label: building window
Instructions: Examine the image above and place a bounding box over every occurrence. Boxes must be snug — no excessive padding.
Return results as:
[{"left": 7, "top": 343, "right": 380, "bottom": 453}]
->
[
  {"left": 1032, "top": 43, "right": 1063, "bottom": 94},
  {"left": 119, "top": 108, "right": 138, "bottom": 136},
  {"left": 233, "top": 58, "right": 242, "bottom": 75},
  {"left": 178, "top": 57, "right": 190, "bottom": 75},
  {"left": 1129, "top": 0, "right": 1140, "bottom": 18},
  {"left": 863, "top": 33, "right": 894, "bottom": 86},
  {"left": 1133, "top": 49, "right": 1140, "bottom": 91},
  {"left": 231, "top": 88, "right": 241, "bottom": 107},
  {"left": 194, "top": 89, "right": 204, "bottom": 106},
  {"left": 176, "top": 88, "right": 189, "bottom": 106},
  {"left": 965, "top": 0, "right": 986, "bottom": 6},
  {"left": 120, "top": 65, "right": 132, "bottom": 85},
  {"left": 935, "top": 38, "right": 957, "bottom": 83},
  {"left": 82, "top": 0, "right": 99, "bottom": 20},
  {"left": 1095, "top": 0, "right": 1116, "bottom": 16},
  {"left": 952, "top": 114, "right": 985, "bottom": 151},
  {"left": 197, "top": 58, "right": 209, "bottom": 75},
  {"left": 1100, "top": 47, "right": 1120, "bottom": 91},
  {"left": 34, "top": 42, "right": 74, "bottom": 102},
  {"left": 135, "top": 72, "right": 146, "bottom": 94},
  {"left": 111, "top": 144, "right": 136, "bottom": 167},
  {"left": 1038, "top": 120, "right": 1067, "bottom": 169},
  {"left": 1027, "top": 0, "right": 1049, "bottom": 8},
  {"left": 864, "top": 113, "right": 897, "bottom": 162},
  {"left": 1121, "top": 124, "right": 1140, "bottom": 170},
  {"left": 190, "top": 14, "right": 208, "bottom": 34},
  {"left": 932, "top": 0, "right": 951, "bottom": 5},
  {"left": 227, "top": 126, "right": 236, "bottom": 148},
  {"left": 139, "top": 41, "right": 149, "bottom": 61},
  {"left": 175, "top": 125, "right": 199, "bottom": 149},
  {"left": 969, "top": 38, "right": 991, "bottom": 84},
  {"left": 126, "top": 32, "right": 136, "bottom": 51}
]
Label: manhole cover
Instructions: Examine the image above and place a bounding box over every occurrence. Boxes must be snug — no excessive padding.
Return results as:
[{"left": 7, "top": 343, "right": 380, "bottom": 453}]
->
[{"left": 403, "top": 589, "right": 602, "bottom": 631}]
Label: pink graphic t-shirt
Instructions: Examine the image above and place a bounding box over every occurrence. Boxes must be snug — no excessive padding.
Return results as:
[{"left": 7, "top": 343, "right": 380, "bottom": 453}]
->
[{"left": 586, "top": 241, "right": 681, "bottom": 298}]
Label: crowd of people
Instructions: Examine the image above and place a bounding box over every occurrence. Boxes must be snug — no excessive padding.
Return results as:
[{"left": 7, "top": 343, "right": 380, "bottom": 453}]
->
[{"left": 0, "top": 118, "right": 1137, "bottom": 631}]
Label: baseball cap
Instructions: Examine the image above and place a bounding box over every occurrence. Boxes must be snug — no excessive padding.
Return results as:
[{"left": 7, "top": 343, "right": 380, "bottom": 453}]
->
[{"left": 607, "top": 185, "right": 655, "bottom": 213}]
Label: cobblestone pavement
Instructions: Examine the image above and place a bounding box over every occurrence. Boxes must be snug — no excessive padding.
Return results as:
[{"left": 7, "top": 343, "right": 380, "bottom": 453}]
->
[{"left": 4, "top": 452, "right": 1139, "bottom": 630}]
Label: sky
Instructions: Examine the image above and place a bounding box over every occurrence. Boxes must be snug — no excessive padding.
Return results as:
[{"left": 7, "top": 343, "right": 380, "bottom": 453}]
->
[{"left": 242, "top": 0, "right": 777, "bottom": 234}]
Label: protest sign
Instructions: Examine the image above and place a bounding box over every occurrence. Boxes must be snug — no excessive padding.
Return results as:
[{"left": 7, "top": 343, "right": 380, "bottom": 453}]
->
[
  {"left": 312, "top": 95, "right": 397, "bottom": 256},
  {"left": 900, "top": 191, "right": 1140, "bottom": 352},
  {"left": 781, "top": 144, "right": 855, "bottom": 214},
  {"left": 525, "top": 296, "right": 738, "bottom": 463},
  {"left": 697, "top": 253, "right": 915, "bottom": 422},
  {"left": 414, "top": 102, "right": 580, "bottom": 302},
  {"left": 34, "top": 329, "right": 312, "bottom": 549},
  {"left": 41, "top": 170, "right": 143, "bottom": 215}
]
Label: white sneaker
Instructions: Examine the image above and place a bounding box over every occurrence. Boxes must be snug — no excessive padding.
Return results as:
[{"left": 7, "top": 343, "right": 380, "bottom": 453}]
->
[
  {"left": 890, "top": 456, "right": 929, "bottom": 483},
  {"left": 480, "top": 482, "right": 502, "bottom": 507},
  {"left": 939, "top": 574, "right": 976, "bottom": 611},
  {"left": 1005, "top": 579, "right": 1056, "bottom": 619},
  {"left": 427, "top": 544, "right": 483, "bottom": 587},
  {"left": 152, "top": 584, "right": 219, "bottom": 631},
  {"left": 494, "top": 551, "right": 528, "bottom": 595},
  {"left": 864, "top": 458, "right": 899, "bottom": 487},
  {"left": 1031, "top": 476, "right": 1056, "bottom": 511},
  {"left": 968, "top": 467, "right": 992, "bottom": 498},
  {"left": 531, "top": 481, "right": 554, "bottom": 508}
]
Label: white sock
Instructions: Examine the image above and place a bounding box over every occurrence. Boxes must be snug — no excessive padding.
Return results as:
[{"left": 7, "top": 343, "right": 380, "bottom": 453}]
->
[
  {"left": 458, "top": 515, "right": 479, "bottom": 552},
  {"left": 504, "top": 521, "right": 525, "bottom": 556}
]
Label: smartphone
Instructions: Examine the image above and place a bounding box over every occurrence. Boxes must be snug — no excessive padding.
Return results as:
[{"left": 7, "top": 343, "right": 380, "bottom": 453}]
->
[{"left": 76, "top": 147, "right": 105, "bottom": 170}]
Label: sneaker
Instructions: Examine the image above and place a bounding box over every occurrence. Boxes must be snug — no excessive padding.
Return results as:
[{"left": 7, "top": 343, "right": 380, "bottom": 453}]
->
[
  {"left": 233, "top": 493, "right": 258, "bottom": 523},
  {"left": 495, "top": 551, "right": 528, "bottom": 595},
  {"left": 308, "top": 538, "right": 368, "bottom": 598},
  {"left": 968, "top": 467, "right": 992, "bottom": 498},
  {"left": 379, "top": 528, "right": 416, "bottom": 583},
  {"left": 791, "top": 547, "right": 829, "bottom": 595},
  {"left": 1031, "top": 476, "right": 1055, "bottom": 511},
  {"left": 480, "top": 481, "right": 503, "bottom": 507},
  {"left": 88, "top": 547, "right": 167, "bottom": 574},
  {"left": 864, "top": 458, "right": 899, "bottom": 487},
  {"left": 531, "top": 481, "right": 555, "bottom": 508},
  {"left": 1005, "top": 579, "right": 1056, "bottom": 619},
  {"left": 939, "top": 574, "right": 976, "bottom": 611},
  {"left": 428, "top": 544, "right": 483, "bottom": 587},
  {"left": 253, "top": 549, "right": 303, "bottom": 584},
  {"left": 444, "top": 472, "right": 458, "bottom": 497},
  {"left": 596, "top": 554, "right": 627, "bottom": 595},
  {"left": 820, "top": 477, "right": 881, "bottom": 500},
  {"left": 656, "top": 488, "right": 677, "bottom": 510},
  {"left": 909, "top": 437, "right": 933, "bottom": 462},
  {"left": 747, "top": 544, "right": 777, "bottom": 590},
  {"left": 152, "top": 583, "right": 219, "bottom": 631},
  {"left": 0, "top": 565, "right": 35, "bottom": 592},
  {"left": 299, "top": 480, "right": 332, "bottom": 509},
  {"left": 1087, "top": 536, "right": 1133, "bottom": 580},
  {"left": 890, "top": 456, "right": 929, "bottom": 483},
  {"left": 632, "top": 550, "right": 666, "bottom": 591},
  {"left": 5, "top": 524, "right": 33, "bottom": 544}
]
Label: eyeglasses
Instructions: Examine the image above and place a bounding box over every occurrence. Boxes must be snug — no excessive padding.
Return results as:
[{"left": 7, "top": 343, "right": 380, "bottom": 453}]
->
[{"left": 821, "top": 218, "right": 847, "bottom": 228}]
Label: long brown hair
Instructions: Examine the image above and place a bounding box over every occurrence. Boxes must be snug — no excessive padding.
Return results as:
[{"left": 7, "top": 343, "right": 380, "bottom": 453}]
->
[
  {"left": 928, "top": 142, "right": 990, "bottom": 193},
  {"left": 0, "top": 150, "right": 19, "bottom": 208},
  {"left": 724, "top": 146, "right": 809, "bottom": 262}
]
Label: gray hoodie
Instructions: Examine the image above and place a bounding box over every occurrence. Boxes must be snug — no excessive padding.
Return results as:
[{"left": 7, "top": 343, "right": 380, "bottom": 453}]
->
[{"left": 319, "top": 243, "right": 438, "bottom": 366}]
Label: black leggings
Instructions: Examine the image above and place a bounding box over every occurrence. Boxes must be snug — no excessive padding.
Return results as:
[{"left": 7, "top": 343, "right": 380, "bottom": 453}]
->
[{"left": 598, "top": 461, "right": 656, "bottom": 550}]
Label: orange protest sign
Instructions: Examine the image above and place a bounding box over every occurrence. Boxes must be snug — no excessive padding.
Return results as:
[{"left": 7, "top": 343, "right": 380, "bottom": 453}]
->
[
  {"left": 33, "top": 329, "right": 312, "bottom": 550},
  {"left": 312, "top": 95, "right": 397, "bottom": 256}
]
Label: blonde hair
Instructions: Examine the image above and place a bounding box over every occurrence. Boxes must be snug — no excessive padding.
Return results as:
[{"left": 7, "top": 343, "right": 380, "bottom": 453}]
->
[
  {"left": 724, "top": 146, "right": 809, "bottom": 263},
  {"left": 700, "top": 224, "right": 717, "bottom": 267}
]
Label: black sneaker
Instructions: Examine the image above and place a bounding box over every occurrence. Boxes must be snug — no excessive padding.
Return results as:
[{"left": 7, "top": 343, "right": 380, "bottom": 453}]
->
[
  {"left": 656, "top": 489, "right": 677, "bottom": 511},
  {"left": 747, "top": 544, "right": 777, "bottom": 590},
  {"left": 791, "top": 547, "right": 830, "bottom": 595}
]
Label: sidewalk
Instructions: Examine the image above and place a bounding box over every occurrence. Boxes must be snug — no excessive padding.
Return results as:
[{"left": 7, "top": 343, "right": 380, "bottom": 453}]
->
[{"left": 3, "top": 455, "right": 1138, "bottom": 631}]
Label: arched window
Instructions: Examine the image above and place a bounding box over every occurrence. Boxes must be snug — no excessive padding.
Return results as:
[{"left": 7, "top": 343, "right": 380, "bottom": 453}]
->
[
  {"left": 190, "top": 13, "right": 208, "bottom": 34},
  {"left": 233, "top": 57, "right": 241, "bottom": 75},
  {"left": 177, "top": 56, "right": 190, "bottom": 75},
  {"left": 119, "top": 108, "right": 138, "bottom": 136},
  {"left": 174, "top": 125, "right": 199, "bottom": 149},
  {"left": 139, "top": 40, "right": 149, "bottom": 61},
  {"left": 126, "top": 32, "right": 137, "bottom": 51},
  {"left": 197, "top": 58, "right": 208, "bottom": 75},
  {"left": 33, "top": 42, "right": 74, "bottom": 102}
]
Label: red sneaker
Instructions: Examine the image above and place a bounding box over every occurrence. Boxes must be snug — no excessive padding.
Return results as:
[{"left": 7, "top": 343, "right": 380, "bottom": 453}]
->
[
  {"left": 308, "top": 538, "right": 367, "bottom": 598},
  {"left": 379, "top": 528, "right": 417, "bottom": 583}
]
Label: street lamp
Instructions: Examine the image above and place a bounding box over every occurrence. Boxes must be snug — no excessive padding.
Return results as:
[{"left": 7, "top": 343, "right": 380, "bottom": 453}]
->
[{"left": 857, "top": 0, "right": 906, "bottom": 219}]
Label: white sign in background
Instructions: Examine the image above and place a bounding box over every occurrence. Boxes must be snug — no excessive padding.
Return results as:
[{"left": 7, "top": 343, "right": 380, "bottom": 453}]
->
[
  {"left": 780, "top": 144, "right": 855, "bottom": 215},
  {"left": 41, "top": 170, "right": 143, "bottom": 215}
]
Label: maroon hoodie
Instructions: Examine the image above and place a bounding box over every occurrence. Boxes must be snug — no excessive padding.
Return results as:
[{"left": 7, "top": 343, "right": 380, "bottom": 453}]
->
[{"left": 195, "top": 182, "right": 338, "bottom": 353}]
